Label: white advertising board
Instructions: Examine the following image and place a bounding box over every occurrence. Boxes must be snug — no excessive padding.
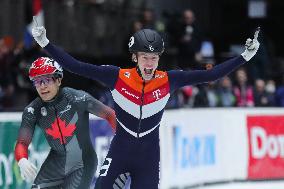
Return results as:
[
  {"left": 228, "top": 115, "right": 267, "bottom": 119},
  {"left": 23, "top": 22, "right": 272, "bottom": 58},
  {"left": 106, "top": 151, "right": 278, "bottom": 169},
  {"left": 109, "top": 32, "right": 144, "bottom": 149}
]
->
[{"left": 159, "top": 108, "right": 284, "bottom": 188}]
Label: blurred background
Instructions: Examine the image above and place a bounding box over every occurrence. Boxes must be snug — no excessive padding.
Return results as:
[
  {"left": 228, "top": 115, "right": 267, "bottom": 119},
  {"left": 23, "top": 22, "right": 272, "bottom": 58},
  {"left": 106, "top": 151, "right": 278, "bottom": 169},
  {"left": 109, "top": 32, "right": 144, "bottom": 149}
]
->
[
  {"left": 1, "top": 0, "right": 284, "bottom": 188},
  {"left": 1, "top": 0, "right": 284, "bottom": 110}
]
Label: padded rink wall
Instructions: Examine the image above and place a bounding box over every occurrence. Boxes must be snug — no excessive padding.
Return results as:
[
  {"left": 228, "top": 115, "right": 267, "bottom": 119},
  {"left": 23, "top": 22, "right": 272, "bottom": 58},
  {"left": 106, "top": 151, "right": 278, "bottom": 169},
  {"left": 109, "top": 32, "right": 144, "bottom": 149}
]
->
[
  {"left": 0, "top": 113, "right": 115, "bottom": 189},
  {"left": 159, "top": 108, "right": 284, "bottom": 189},
  {"left": 1, "top": 108, "right": 284, "bottom": 189}
]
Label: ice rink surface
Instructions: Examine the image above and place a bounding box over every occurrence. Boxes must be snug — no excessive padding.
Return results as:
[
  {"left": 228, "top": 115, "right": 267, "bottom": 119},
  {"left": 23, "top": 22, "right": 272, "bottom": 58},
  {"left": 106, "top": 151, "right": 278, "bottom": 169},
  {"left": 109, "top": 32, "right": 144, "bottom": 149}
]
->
[{"left": 190, "top": 181, "right": 284, "bottom": 189}]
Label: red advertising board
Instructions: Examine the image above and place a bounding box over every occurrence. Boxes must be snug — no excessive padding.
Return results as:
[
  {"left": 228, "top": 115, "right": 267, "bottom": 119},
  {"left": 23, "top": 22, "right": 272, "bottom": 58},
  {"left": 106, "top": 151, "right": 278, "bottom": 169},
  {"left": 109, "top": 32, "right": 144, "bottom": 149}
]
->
[{"left": 247, "top": 115, "right": 284, "bottom": 179}]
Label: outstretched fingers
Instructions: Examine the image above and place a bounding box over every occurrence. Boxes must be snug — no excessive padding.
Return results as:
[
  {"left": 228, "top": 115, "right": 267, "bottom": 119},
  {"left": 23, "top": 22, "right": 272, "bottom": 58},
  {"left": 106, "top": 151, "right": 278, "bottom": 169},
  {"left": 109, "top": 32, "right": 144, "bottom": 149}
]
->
[
  {"left": 33, "top": 16, "right": 39, "bottom": 27},
  {"left": 253, "top": 27, "right": 260, "bottom": 41}
]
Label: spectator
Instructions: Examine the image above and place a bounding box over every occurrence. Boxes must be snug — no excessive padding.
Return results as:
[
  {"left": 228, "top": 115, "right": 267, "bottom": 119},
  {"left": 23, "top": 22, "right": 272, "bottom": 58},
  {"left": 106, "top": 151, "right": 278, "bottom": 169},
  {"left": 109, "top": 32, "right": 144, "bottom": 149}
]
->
[
  {"left": 174, "top": 9, "right": 203, "bottom": 70},
  {"left": 181, "top": 85, "right": 198, "bottom": 107},
  {"left": 13, "top": 42, "right": 46, "bottom": 109},
  {"left": 216, "top": 76, "right": 236, "bottom": 107},
  {"left": 141, "top": 9, "right": 165, "bottom": 33},
  {"left": 132, "top": 20, "right": 143, "bottom": 32},
  {"left": 254, "top": 79, "right": 274, "bottom": 107},
  {"left": 233, "top": 68, "right": 254, "bottom": 107},
  {"left": 193, "top": 83, "right": 218, "bottom": 107},
  {"left": 141, "top": 9, "right": 156, "bottom": 29},
  {"left": 0, "top": 36, "right": 16, "bottom": 110},
  {"left": 265, "top": 79, "right": 276, "bottom": 99},
  {"left": 275, "top": 77, "right": 284, "bottom": 107}
]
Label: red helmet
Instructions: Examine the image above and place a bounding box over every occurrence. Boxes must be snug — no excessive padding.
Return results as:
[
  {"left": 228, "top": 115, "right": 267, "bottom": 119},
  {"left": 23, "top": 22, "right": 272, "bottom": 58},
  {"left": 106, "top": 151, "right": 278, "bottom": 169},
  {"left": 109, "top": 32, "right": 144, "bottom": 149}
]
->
[{"left": 29, "top": 57, "right": 63, "bottom": 80}]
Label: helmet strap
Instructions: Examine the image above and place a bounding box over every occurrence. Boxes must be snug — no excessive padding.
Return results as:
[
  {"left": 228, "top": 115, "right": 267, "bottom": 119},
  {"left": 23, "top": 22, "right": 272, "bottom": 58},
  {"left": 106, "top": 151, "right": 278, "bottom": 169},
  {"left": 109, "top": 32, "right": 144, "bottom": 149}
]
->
[
  {"left": 133, "top": 53, "right": 142, "bottom": 77},
  {"left": 136, "top": 67, "right": 156, "bottom": 81},
  {"left": 136, "top": 66, "right": 143, "bottom": 78}
]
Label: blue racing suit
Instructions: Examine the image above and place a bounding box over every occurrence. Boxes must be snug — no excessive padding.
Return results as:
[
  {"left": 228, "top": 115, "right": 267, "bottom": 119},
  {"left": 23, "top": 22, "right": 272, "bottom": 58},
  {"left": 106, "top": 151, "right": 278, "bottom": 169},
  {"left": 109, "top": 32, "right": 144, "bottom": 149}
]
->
[{"left": 44, "top": 43, "right": 247, "bottom": 188}]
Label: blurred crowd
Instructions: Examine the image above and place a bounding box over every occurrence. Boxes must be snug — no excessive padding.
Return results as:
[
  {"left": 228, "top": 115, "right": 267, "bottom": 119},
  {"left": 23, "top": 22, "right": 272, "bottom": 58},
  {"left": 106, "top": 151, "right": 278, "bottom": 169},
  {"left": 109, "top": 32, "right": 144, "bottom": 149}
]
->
[{"left": 1, "top": 3, "right": 284, "bottom": 111}]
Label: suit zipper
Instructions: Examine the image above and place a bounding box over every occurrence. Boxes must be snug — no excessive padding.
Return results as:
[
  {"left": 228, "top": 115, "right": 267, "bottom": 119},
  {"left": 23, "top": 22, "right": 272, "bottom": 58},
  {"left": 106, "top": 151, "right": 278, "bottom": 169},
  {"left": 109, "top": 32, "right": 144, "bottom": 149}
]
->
[
  {"left": 137, "top": 80, "right": 145, "bottom": 138},
  {"left": 54, "top": 107, "right": 67, "bottom": 152}
]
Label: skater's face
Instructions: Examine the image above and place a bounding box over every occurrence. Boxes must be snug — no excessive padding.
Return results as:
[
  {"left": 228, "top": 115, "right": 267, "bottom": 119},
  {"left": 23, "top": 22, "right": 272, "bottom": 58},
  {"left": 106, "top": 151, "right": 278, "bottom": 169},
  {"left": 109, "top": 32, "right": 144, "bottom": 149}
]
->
[
  {"left": 33, "top": 74, "right": 62, "bottom": 101},
  {"left": 135, "top": 52, "right": 160, "bottom": 81}
]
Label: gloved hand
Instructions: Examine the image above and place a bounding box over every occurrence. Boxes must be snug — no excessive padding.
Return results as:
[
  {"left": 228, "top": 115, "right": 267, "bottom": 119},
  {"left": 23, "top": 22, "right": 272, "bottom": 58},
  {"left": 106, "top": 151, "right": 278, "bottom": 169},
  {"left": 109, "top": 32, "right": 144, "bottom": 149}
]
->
[
  {"left": 18, "top": 158, "right": 37, "bottom": 182},
  {"left": 32, "top": 16, "right": 49, "bottom": 48},
  {"left": 241, "top": 27, "right": 260, "bottom": 61}
]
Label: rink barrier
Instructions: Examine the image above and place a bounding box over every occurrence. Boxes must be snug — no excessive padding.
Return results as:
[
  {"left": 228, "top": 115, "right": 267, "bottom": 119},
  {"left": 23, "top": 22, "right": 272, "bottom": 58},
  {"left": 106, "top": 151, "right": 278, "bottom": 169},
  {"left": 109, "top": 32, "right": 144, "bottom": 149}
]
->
[
  {"left": 159, "top": 108, "right": 284, "bottom": 188},
  {"left": 1, "top": 108, "right": 284, "bottom": 189}
]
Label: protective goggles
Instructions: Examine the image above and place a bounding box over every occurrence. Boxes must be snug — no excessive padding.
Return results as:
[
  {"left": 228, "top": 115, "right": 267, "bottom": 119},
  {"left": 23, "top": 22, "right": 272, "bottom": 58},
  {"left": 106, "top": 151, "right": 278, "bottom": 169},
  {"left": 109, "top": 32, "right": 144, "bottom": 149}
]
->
[{"left": 32, "top": 75, "right": 56, "bottom": 87}]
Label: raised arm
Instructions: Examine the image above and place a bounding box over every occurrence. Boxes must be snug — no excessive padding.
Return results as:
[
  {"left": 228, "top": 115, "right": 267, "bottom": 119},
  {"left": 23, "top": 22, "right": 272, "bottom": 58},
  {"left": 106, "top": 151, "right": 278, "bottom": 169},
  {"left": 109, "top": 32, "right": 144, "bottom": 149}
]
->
[
  {"left": 32, "top": 16, "right": 119, "bottom": 89},
  {"left": 45, "top": 43, "right": 119, "bottom": 89},
  {"left": 168, "top": 56, "right": 246, "bottom": 89},
  {"left": 168, "top": 28, "right": 260, "bottom": 91}
]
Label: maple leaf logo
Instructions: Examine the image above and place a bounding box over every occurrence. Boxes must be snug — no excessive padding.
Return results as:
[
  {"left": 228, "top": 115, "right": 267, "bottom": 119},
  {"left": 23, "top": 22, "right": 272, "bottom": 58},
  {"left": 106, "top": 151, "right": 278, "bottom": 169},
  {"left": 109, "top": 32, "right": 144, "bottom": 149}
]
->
[{"left": 46, "top": 117, "right": 76, "bottom": 144}]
